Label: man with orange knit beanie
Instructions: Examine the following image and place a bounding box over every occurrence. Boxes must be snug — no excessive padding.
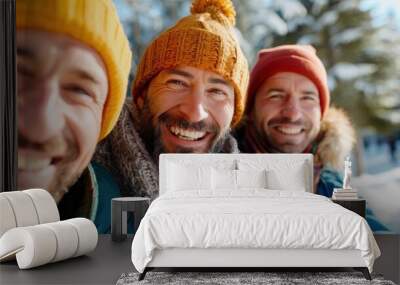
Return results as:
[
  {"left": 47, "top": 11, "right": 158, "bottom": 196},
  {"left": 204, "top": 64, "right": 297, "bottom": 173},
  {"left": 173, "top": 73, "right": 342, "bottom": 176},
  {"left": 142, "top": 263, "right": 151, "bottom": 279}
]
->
[
  {"left": 236, "top": 45, "right": 356, "bottom": 197},
  {"left": 16, "top": 0, "right": 132, "bottom": 233},
  {"left": 94, "top": 0, "right": 249, "bottom": 199}
]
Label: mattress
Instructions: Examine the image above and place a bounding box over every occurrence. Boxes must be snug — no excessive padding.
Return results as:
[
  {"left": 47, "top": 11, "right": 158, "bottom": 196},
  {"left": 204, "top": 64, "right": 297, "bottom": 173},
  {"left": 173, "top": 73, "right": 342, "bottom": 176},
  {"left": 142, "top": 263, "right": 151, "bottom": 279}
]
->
[{"left": 131, "top": 190, "right": 380, "bottom": 273}]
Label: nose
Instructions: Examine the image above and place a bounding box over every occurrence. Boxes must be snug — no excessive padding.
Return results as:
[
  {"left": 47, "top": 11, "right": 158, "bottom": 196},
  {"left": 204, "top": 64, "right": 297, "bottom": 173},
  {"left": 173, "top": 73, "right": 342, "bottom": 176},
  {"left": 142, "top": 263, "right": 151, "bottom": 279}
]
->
[
  {"left": 18, "top": 79, "right": 65, "bottom": 143},
  {"left": 280, "top": 95, "right": 302, "bottom": 121},
  {"left": 178, "top": 86, "right": 209, "bottom": 122}
]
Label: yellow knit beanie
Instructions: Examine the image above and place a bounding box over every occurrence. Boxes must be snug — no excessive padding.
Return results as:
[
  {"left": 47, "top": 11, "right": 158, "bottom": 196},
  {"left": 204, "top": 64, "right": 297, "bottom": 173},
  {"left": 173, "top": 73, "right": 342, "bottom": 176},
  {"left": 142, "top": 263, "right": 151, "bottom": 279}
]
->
[
  {"left": 16, "top": 0, "right": 132, "bottom": 141},
  {"left": 132, "top": 0, "right": 249, "bottom": 127}
]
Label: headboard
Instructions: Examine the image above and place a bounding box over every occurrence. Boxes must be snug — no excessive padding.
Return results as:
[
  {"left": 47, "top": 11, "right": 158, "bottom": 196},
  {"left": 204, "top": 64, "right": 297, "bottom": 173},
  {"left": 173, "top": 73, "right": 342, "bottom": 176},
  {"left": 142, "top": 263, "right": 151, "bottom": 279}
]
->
[{"left": 159, "top": 153, "right": 314, "bottom": 195}]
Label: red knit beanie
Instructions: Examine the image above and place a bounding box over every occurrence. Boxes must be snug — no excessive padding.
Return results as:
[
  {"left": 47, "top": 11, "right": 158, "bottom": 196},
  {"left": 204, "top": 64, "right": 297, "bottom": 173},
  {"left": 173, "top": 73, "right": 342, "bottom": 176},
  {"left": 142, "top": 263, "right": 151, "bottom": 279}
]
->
[{"left": 246, "top": 45, "right": 330, "bottom": 117}]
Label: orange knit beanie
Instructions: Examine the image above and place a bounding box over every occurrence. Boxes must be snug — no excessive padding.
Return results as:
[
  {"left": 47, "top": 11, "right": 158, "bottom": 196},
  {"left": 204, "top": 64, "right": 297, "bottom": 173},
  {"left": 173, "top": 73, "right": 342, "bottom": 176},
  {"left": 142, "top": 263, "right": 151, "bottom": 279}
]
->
[
  {"left": 246, "top": 45, "right": 330, "bottom": 117},
  {"left": 132, "top": 0, "right": 249, "bottom": 126}
]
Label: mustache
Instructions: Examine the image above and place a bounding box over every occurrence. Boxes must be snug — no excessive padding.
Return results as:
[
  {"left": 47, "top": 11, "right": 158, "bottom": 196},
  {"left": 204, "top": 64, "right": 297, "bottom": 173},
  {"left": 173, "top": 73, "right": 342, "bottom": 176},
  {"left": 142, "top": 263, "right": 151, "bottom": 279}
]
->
[
  {"left": 18, "top": 132, "right": 79, "bottom": 162},
  {"left": 158, "top": 113, "right": 219, "bottom": 133},
  {"left": 268, "top": 117, "right": 306, "bottom": 127},
  {"left": 151, "top": 121, "right": 230, "bottom": 162}
]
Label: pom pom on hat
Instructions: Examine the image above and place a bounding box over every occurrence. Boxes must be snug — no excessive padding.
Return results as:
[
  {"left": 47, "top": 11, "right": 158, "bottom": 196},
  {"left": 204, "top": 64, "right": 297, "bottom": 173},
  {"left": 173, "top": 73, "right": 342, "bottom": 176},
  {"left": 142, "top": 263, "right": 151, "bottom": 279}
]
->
[{"left": 191, "top": 0, "right": 236, "bottom": 26}]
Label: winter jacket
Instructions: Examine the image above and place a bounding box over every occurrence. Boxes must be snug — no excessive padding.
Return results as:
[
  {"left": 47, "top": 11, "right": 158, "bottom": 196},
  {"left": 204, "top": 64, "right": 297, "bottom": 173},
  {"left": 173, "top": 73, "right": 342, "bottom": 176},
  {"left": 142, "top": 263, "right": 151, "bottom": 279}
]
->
[
  {"left": 57, "top": 162, "right": 121, "bottom": 233},
  {"left": 93, "top": 99, "right": 240, "bottom": 200}
]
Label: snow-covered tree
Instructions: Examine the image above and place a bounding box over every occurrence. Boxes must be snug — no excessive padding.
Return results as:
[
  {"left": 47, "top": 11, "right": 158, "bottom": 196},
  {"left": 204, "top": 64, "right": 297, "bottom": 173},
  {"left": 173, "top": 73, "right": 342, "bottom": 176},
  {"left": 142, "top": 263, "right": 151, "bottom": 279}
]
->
[
  {"left": 270, "top": 0, "right": 400, "bottom": 135},
  {"left": 114, "top": 0, "right": 399, "bottom": 140},
  {"left": 115, "top": 0, "right": 306, "bottom": 67}
]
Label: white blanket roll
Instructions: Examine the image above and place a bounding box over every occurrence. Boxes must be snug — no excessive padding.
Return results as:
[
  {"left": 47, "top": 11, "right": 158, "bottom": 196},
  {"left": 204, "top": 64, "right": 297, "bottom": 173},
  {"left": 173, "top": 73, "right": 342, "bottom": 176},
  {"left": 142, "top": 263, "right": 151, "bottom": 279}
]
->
[
  {"left": 0, "top": 189, "right": 59, "bottom": 238},
  {"left": 1, "top": 191, "right": 40, "bottom": 228},
  {"left": 24, "top": 189, "right": 60, "bottom": 224},
  {"left": 0, "top": 196, "right": 17, "bottom": 237},
  {"left": 0, "top": 218, "right": 98, "bottom": 269}
]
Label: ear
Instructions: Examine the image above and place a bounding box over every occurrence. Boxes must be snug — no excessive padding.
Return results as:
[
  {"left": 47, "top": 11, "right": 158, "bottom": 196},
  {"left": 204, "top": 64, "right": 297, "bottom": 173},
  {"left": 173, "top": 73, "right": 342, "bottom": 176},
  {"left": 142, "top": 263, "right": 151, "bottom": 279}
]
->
[
  {"left": 246, "top": 110, "right": 255, "bottom": 124},
  {"left": 135, "top": 87, "right": 148, "bottom": 109},
  {"left": 136, "top": 96, "right": 144, "bottom": 109}
]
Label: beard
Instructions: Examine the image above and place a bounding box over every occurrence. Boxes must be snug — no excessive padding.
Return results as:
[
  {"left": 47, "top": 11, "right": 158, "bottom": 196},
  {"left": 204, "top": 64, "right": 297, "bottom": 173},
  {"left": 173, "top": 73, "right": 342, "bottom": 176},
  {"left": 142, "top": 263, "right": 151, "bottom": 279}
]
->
[
  {"left": 18, "top": 132, "right": 80, "bottom": 203},
  {"left": 139, "top": 99, "right": 230, "bottom": 163},
  {"left": 256, "top": 116, "right": 314, "bottom": 153}
]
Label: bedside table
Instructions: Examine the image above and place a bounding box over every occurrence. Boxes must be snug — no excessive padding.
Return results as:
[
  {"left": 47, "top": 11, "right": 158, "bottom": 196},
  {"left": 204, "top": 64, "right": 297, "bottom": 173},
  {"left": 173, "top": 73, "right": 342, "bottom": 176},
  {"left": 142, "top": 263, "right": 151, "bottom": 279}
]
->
[
  {"left": 331, "top": 198, "right": 366, "bottom": 218},
  {"left": 111, "top": 197, "right": 151, "bottom": 242}
]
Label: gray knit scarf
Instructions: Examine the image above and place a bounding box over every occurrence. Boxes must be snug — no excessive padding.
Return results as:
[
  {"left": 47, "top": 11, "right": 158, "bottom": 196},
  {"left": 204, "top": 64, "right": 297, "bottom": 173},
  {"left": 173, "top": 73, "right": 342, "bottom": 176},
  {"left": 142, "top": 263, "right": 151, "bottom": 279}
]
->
[{"left": 93, "top": 100, "right": 239, "bottom": 199}]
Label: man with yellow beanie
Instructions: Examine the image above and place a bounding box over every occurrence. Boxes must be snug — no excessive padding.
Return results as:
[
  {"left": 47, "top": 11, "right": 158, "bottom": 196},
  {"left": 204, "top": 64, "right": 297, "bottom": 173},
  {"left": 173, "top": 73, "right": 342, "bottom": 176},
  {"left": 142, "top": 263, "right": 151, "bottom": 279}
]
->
[
  {"left": 94, "top": 0, "right": 249, "bottom": 199},
  {"left": 16, "top": 0, "right": 132, "bottom": 233}
]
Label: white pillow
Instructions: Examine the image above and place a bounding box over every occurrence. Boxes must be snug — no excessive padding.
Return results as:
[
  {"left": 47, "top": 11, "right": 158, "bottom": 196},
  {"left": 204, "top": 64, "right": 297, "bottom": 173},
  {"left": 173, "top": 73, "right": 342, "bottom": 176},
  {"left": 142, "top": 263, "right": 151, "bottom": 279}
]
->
[
  {"left": 238, "top": 159, "right": 307, "bottom": 191},
  {"left": 212, "top": 168, "right": 237, "bottom": 190},
  {"left": 267, "top": 168, "right": 306, "bottom": 191},
  {"left": 168, "top": 162, "right": 212, "bottom": 191},
  {"left": 236, "top": 169, "right": 267, "bottom": 189}
]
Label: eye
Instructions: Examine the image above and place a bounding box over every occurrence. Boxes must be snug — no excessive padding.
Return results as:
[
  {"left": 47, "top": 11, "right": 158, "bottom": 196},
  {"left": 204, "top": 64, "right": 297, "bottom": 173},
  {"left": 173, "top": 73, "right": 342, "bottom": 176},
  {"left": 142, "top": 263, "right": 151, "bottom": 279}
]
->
[
  {"left": 267, "top": 91, "right": 285, "bottom": 100},
  {"left": 208, "top": 88, "right": 228, "bottom": 101},
  {"left": 63, "top": 83, "right": 91, "bottom": 97},
  {"left": 166, "top": 79, "right": 188, "bottom": 90},
  {"left": 301, "top": 94, "right": 318, "bottom": 102}
]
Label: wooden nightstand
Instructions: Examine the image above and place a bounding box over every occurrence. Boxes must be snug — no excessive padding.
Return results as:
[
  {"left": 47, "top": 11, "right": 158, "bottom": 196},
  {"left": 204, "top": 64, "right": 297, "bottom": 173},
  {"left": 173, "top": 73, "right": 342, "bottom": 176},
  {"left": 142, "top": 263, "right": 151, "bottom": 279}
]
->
[{"left": 331, "top": 199, "right": 366, "bottom": 218}]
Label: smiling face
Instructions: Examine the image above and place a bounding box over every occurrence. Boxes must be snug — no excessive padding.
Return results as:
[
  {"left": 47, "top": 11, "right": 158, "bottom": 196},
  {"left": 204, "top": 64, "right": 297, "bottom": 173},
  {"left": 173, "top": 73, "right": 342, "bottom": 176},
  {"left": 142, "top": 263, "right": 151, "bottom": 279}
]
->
[
  {"left": 17, "top": 30, "right": 108, "bottom": 202},
  {"left": 251, "top": 72, "right": 321, "bottom": 153},
  {"left": 140, "top": 66, "right": 235, "bottom": 155}
]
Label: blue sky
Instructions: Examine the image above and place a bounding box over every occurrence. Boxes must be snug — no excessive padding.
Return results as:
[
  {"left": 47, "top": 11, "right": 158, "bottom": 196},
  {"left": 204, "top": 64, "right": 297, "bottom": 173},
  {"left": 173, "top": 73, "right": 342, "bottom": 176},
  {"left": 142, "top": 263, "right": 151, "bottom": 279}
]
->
[{"left": 362, "top": 0, "right": 400, "bottom": 28}]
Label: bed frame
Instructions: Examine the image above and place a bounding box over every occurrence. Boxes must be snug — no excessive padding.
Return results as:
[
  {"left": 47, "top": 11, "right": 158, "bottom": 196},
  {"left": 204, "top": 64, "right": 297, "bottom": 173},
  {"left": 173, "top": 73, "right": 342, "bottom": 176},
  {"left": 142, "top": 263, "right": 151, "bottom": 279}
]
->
[
  {"left": 139, "top": 248, "right": 371, "bottom": 280},
  {"left": 138, "top": 154, "right": 372, "bottom": 281}
]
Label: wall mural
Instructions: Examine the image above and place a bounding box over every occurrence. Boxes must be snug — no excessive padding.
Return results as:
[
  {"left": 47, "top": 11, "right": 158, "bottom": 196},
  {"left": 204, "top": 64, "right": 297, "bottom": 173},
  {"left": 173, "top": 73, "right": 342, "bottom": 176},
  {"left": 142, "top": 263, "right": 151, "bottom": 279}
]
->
[{"left": 15, "top": 0, "right": 400, "bottom": 234}]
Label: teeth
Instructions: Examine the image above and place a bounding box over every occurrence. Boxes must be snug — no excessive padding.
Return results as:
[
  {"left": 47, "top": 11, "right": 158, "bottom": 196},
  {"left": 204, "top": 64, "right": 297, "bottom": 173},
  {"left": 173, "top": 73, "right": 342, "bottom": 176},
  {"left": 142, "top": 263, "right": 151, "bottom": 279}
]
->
[
  {"left": 277, "top": 126, "right": 303, "bottom": 135},
  {"left": 169, "top": 126, "right": 206, "bottom": 140},
  {"left": 18, "top": 153, "right": 51, "bottom": 171}
]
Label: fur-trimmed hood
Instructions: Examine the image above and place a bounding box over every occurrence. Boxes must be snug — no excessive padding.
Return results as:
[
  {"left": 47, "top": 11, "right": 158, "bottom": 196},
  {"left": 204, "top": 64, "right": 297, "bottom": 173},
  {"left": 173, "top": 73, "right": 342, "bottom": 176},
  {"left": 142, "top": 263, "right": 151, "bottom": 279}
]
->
[{"left": 315, "top": 107, "right": 356, "bottom": 170}]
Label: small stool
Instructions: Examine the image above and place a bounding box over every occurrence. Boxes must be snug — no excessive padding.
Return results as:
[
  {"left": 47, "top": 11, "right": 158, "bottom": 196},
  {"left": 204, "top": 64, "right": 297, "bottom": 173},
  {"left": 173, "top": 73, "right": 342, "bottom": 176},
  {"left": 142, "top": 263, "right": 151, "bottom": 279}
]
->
[{"left": 111, "top": 197, "right": 150, "bottom": 242}]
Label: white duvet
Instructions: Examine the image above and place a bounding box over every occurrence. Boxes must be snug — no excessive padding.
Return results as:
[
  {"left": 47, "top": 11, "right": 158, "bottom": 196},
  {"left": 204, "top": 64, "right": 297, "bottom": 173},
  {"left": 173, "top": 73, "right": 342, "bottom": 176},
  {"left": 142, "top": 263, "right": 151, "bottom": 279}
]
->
[{"left": 131, "top": 190, "right": 380, "bottom": 273}]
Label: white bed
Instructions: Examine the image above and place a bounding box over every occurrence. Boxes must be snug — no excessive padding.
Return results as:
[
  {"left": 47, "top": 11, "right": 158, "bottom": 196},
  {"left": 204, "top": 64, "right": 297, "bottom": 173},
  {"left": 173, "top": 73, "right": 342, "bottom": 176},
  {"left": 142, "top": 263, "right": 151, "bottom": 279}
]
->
[{"left": 131, "top": 154, "right": 380, "bottom": 280}]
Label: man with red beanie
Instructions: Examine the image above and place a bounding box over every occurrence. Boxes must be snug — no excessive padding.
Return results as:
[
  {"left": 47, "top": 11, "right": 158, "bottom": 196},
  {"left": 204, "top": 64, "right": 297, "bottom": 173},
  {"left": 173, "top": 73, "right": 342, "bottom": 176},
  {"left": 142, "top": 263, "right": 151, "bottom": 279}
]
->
[
  {"left": 235, "top": 45, "right": 390, "bottom": 232},
  {"left": 236, "top": 45, "right": 356, "bottom": 197}
]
